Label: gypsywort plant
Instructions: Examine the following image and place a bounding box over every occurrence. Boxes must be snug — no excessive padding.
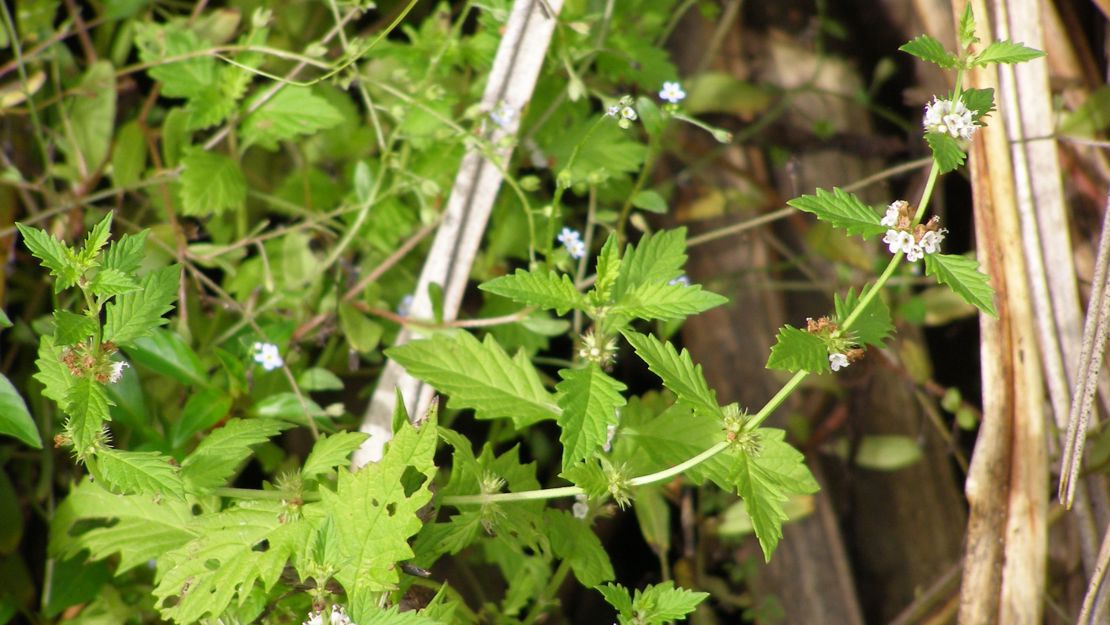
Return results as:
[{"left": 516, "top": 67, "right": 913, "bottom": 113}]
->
[{"left": 9, "top": 5, "right": 1044, "bottom": 625}]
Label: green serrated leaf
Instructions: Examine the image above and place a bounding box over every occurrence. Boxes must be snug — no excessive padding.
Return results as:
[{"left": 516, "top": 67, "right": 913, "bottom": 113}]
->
[
  {"left": 302, "top": 432, "right": 371, "bottom": 479},
  {"left": 102, "top": 230, "right": 148, "bottom": 275},
  {"left": 923, "top": 253, "right": 997, "bottom": 316},
  {"left": 615, "top": 228, "right": 687, "bottom": 297},
  {"left": 735, "top": 428, "right": 819, "bottom": 561},
  {"left": 92, "top": 448, "right": 185, "bottom": 500},
  {"left": 925, "top": 131, "right": 966, "bottom": 173},
  {"left": 972, "top": 40, "right": 1045, "bottom": 66},
  {"left": 611, "top": 281, "right": 728, "bottom": 322},
  {"left": 79, "top": 213, "right": 114, "bottom": 263},
  {"left": 16, "top": 223, "right": 80, "bottom": 292},
  {"left": 90, "top": 267, "right": 140, "bottom": 298},
  {"left": 321, "top": 417, "right": 437, "bottom": 598},
  {"left": 835, "top": 287, "right": 893, "bottom": 348},
  {"left": 766, "top": 325, "right": 829, "bottom": 373},
  {"left": 180, "top": 149, "right": 246, "bottom": 217},
  {"left": 0, "top": 308, "right": 10, "bottom": 329},
  {"left": 592, "top": 233, "right": 622, "bottom": 303},
  {"left": 0, "top": 374, "right": 41, "bottom": 448},
  {"left": 172, "top": 387, "right": 232, "bottom": 448},
  {"left": 34, "top": 336, "right": 74, "bottom": 404},
  {"left": 556, "top": 364, "right": 626, "bottom": 470},
  {"left": 479, "top": 269, "right": 585, "bottom": 316},
  {"left": 545, "top": 509, "right": 615, "bottom": 587},
  {"left": 960, "top": 87, "right": 995, "bottom": 122},
  {"left": 103, "top": 265, "right": 179, "bottom": 346},
  {"left": 53, "top": 310, "right": 98, "bottom": 346},
  {"left": 387, "top": 332, "right": 560, "bottom": 428},
  {"left": 958, "top": 5, "right": 977, "bottom": 49},
  {"left": 180, "top": 419, "right": 289, "bottom": 491},
  {"left": 787, "top": 187, "right": 887, "bottom": 239},
  {"left": 560, "top": 459, "right": 611, "bottom": 499},
  {"left": 135, "top": 24, "right": 215, "bottom": 99},
  {"left": 898, "top": 35, "right": 958, "bottom": 68},
  {"left": 64, "top": 376, "right": 112, "bottom": 455},
  {"left": 240, "top": 86, "right": 344, "bottom": 151},
  {"left": 622, "top": 331, "right": 719, "bottom": 419}
]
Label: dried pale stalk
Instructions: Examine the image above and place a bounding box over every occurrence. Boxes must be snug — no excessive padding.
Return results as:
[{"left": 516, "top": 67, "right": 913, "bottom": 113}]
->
[
  {"left": 353, "top": 0, "right": 564, "bottom": 467},
  {"left": 957, "top": 1, "right": 1047, "bottom": 624}
]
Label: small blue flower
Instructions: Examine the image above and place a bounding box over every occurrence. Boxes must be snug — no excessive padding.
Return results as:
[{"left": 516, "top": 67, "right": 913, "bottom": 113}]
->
[
  {"left": 557, "top": 227, "right": 586, "bottom": 259},
  {"left": 489, "top": 101, "right": 517, "bottom": 130},
  {"left": 397, "top": 294, "right": 415, "bottom": 317}
]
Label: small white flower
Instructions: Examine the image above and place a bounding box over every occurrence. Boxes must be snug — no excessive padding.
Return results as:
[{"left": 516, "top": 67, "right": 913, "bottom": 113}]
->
[
  {"left": 880, "top": 202, "right": 902, "bottom": 228},
  {"left": 566, "top": 239, "right": 586, "bottom": 260},
  {"left": 883, "top": 229, "right": 914, "bottom": 256},
  {"left": 829, "top": 352, "right": 850, "bottom": 372},
  {"left": 919, "top": 229, "right": 946, "bottom": 255},
  {"left": 659, "top": 81, "right": 686, "bottom": 104},
  {"left": 620, "top": 106, "right": 638, "bottom": 121},
  {"left": 668, "top": 275, "right": 690, "bottom": 287},
  {"left": 606, "top": 104, "right": 621, "bottom": 117},
  {"left": 397, "top": 294, "right": 414, "bottom": 317},
  {"left": 489, "top": 101, "right": 517, "bottom": 130},
  {"left": 329, "top": 604, "right": 353, "bottom": 625},
  {"left": 572, "top": 494, "right": 589, "bottom": 519},
  {"left": 304, "top": 611, "right": 325, "bottom": 625},
  {"left": 904, "top": 242, "right": 924, "bottom": 262},
  {"left": 252, "top": 342, "right": 284, "bottom": 371},
  {"left": 923, "top": 96, "right": 978, "bottom": 140},
  {"left": 108, "top": 360, "right": 129, "bottom": 384}
]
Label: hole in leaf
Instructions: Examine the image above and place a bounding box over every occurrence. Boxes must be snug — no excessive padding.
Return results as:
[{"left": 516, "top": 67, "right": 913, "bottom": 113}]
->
[
  {"left": 204, "top": 559, "right": 220, "bottom": 571},
  {"left": 252, "top": 539, "right": 269, "bottom": 552},
  {"left": 371, "top": 498, "right": 380, "bottom": 507},
  {"left": 386, "top": 502, "right": 397, "bottom": 516},
  {"left": 400, "top": 466, "right": 427, "bottom": 497}
]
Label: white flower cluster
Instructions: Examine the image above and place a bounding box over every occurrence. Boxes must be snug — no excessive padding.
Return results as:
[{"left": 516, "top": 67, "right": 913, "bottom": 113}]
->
[
  {"left": 880, "top": 200, "right": 946, "bottom": 262},
  {"left": 252, "top": 342, "right": 284, "bottom": 371},
  {"left": 659, "top": 81, "right": 686, "bottom": 104},
  {"left": 922, "top": 97, "right": 978, "bottom": 140},
  {"left": 558, "top": 227, "right": 586, "bottom": 260},
  {"left": 303, "top": 604, "right": 355, "bottom": 625}
]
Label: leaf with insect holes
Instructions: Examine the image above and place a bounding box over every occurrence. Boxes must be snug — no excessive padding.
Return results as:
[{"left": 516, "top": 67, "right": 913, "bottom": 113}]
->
[
  {"left": 387, "top": 331, "right": 561, "bottom": 428},
  {"left": 622, "top": 331, "right": 719, "bottom": 419},
  {"left": 834, "top": 287, "right": 893, "bottom": 348},
  {"left": 766, "top": 325, "right": 829, "bottom": 374},
  {"left": 320, "top": 416, "right": 437, "bottom": 598},
  {"left": 924, "top": 252, "right": 997, "bottom": 316},
  {"left": 925, "top": 132, "right": 966, "bottom": 173},
  {"left": 556, "top": 364, "right": 626, "bottom": 470},
  {"left": 479, "top": 269, "right": 585, "bottom": 316},
  {"left": 788, "top": 188, "right": 887, "bottom": 239},
  {"left": 972, "top": 40, "right": 1045, "bottom": 67},
  {"left": 16, "top": 224, "right": 80, "bottom": 293},
  {"left": 734, "top": 428, "right": 819, "bottom": 561},
  {"left": 899, "top": 35, "right": 958, "bottom": 68}
]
